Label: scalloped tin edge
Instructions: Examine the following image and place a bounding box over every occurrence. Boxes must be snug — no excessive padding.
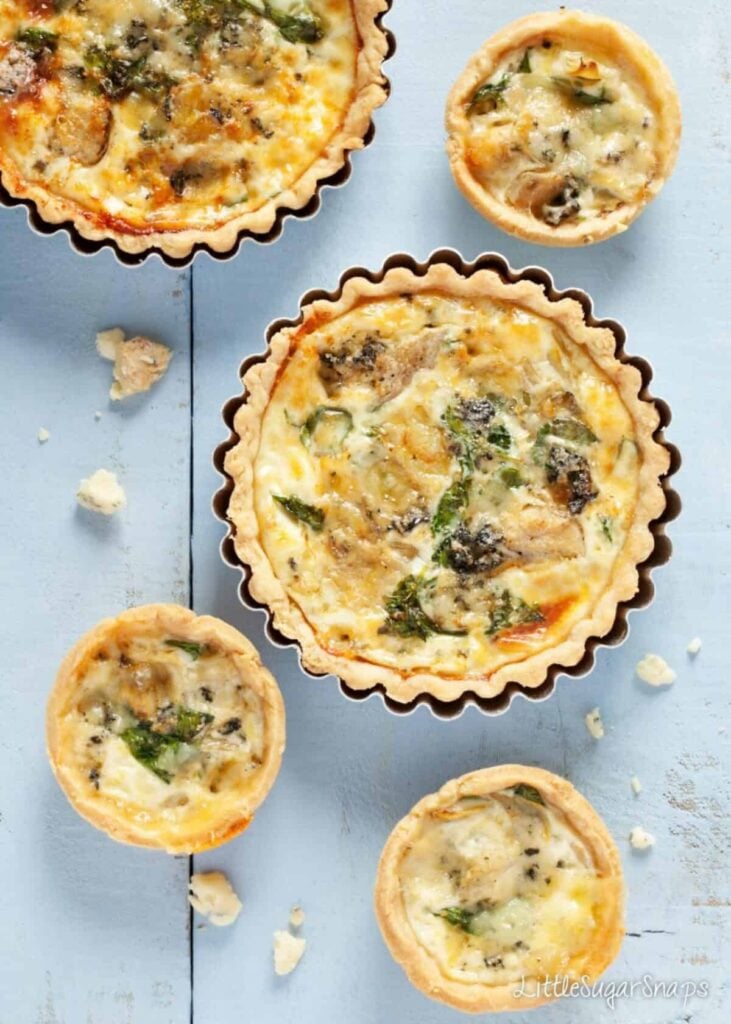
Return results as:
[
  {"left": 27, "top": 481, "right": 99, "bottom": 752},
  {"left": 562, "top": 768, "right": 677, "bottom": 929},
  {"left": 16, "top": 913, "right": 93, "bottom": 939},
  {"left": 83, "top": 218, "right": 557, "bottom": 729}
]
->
[
  {"left": 212, "top": 248, "right": 681, "bottom": 719},
  {"left": 0, "top": 5, "right": 395, "bottom": 270}
]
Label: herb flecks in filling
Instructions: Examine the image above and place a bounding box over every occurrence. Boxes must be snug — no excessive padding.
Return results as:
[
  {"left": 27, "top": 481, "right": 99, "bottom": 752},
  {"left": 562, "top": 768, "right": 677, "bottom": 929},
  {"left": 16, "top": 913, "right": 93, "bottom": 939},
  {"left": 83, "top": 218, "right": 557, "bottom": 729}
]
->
[
  {"left": 486, "top": 590, "right": 545, "bottom": 637},
  {"left": 382, "top": 575, "right": 467, "bottom": 640},
  {"left": 464, "top": 40, "right": 658, "bottom": 226},
  {"left": 400, "top": 788, "right": 607, "bottom": 987},
  {"left": 253, "top": 290, "right": 639, "bottom": 679}
]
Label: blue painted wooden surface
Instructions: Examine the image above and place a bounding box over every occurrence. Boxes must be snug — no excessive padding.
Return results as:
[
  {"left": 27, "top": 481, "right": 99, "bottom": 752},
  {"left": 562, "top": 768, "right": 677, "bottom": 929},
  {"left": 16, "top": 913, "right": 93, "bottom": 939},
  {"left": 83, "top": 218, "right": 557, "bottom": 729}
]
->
[{"left": 1, "top": 0, "right": 729, "bottom": 1021}]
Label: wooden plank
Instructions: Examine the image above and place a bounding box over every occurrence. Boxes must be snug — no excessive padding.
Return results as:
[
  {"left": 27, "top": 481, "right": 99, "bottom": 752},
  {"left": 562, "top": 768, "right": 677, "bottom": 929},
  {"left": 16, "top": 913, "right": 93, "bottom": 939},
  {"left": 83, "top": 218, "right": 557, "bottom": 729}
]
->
[{"left": 0, "top": 213, "right": 192, "bottom": 1023}]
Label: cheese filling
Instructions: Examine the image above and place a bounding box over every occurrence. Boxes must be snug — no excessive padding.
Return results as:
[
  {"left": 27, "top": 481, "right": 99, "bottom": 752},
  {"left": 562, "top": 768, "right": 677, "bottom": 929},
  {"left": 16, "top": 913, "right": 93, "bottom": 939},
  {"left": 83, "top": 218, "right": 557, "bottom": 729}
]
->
[
  {"left": 399, "top": 787, "right": 607, "bottom": 985},
  {"left": 463, "top": 40, "right": 658, "bottom": 226},
  {"left": 253, "top": 291, "right": 640, "bottom": 679},
  {"left": 0, "top": 0, "right": 358, "bottom": 231},
  {"left": 60, "top": 629, "right": 266, "bottom": 831}
]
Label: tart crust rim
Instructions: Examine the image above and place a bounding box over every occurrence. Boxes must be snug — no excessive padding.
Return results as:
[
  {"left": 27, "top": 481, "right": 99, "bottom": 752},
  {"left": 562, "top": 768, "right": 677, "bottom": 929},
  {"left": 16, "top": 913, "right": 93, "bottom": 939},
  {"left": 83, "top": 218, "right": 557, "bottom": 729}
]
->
[
  {"left": 373, "top": 764, "right": 625, "bottom": 1014},
  {"left": 444, "top": 9, "right": 682, "bottom": 247},
  {"left": 224, "top": 259, "right": 671, "bottom": 705}
]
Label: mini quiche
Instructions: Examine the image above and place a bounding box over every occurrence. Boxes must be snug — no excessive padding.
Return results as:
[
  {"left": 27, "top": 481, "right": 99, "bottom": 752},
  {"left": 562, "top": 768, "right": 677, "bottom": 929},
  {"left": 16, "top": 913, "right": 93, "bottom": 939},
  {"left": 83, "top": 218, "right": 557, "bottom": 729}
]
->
[
  {"left": 46, "top": 604, "right": 285, "bottom": 853},
  {"left": 445, "top": 10, "right": 681, "bottom": 246},
  {"left": 225, "top": 260, "right": 669, "bottom": 706},
  {"left": 0, "top": 0, "right": 389, "bottom": 258},
  {"left": 374, "top": 766, "right": 624, "bottom": 1013}
]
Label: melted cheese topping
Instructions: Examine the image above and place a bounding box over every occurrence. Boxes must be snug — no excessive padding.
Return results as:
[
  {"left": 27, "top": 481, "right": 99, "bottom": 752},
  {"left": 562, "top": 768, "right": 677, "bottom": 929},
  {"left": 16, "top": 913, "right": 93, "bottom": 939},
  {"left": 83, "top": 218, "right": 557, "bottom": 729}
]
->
[
  {"left": 463, "top": 40, "right": 658, "bottom": 226},
  {"left": 55, "top": 626, "right": 267, "bottom": 842},
  {"left": 399, "top": 789, "right": 607, "bottom": 985},
  {"left": 253, "top": 291, "right": 640, "bottom": 679},
  {"left": 0, "top": 0, "right": 358, "bottom": 232}
]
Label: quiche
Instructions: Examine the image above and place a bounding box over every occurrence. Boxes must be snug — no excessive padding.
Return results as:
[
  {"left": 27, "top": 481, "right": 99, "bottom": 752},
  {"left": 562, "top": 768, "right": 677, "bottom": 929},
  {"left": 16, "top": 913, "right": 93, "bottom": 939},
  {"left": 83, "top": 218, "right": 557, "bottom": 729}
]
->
[
  {"left": 0, "top": 0, "right": 389, "bottom": 259},
  {"left": 46, "top": 604, "right": 285, "bottom": 853},
  {"left": 374, "top": 766, "right": 624, "bottom": 1013},
  {"left": 446, "top": 10, "right": 681, "bottom": 246},
  {"left": 224, "top": 260, "right": 670, "bottom": 705}
]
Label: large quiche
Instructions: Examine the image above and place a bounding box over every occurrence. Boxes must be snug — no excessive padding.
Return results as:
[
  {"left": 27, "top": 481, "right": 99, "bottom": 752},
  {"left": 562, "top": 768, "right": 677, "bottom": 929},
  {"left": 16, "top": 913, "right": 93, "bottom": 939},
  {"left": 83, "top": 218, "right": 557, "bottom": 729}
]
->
[
  {"left": 224, "top": 258, "right": 670, "bottom": 706},
  {"left": 446, "top": 10, "right": 681, "bottom": 246},
  {"left": 47, "top": 604, "right": 285, "bottom": 853},
  {"left": 374, "top": 766, "right": 624, "bottom": 1013},
  {"left": 0, "top": 0, "right": 389, "bottom": 258}
]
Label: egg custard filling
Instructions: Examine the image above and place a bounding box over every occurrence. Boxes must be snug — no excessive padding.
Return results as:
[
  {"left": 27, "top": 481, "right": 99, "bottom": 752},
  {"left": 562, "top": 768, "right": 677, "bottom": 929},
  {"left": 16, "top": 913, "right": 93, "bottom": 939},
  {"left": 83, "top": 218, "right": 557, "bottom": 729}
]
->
[
  {"left": 463, "top": 42, "right": 658, "bottom": 228},
  {"left": 445, "top": 11, "right": 681, "bottom": 246},
  {"left": 47, "top": 605, "right": 285, "bottom": 852},
  {"left": 374, "top": 767, "right": 624, "bottom": 1013},
  {"left": 229, "top": 264, "right": 668, "bottom": 703},
  {"left": 401, "top": 788, "right": 606, "bottom": 984},
  {"left": 0, "top": 0, "right": 388, "bottom": 255}
]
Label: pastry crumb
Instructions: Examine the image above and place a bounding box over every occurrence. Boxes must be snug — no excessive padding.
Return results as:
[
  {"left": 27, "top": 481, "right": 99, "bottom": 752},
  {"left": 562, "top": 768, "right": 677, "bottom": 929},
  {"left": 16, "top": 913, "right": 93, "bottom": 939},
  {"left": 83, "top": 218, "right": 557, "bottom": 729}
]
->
[
  {"left": 94, "top": 410, "right": 103, "bottom": 421},
  {"left": 636, "top": 653, "right": 676, "bottom": 687},
  {"left": 629, "top": 826, "right": 655, "bottom": 850},
  {"left": 273, "top": 930, "right": 306, "bottom": 976},
  {"left": 289, "top": 905, "right": 305, "bottom": 928},
  {"left": 686, "top": 637, "right": 702, "bottom": 656},
  {"left": 585, "top": 707, "right": 604, "bottom": 739},
  {"left": 630, "top": 775, "right": 642, "bottom": 796},
  {"left": 37, "top": 427, "right": 51, "bottom": 443},
  {"left": 76, "top": 469, "right": 126, "bottom": 516},
  {"left": 189, "top": 872, "right": 242, "bottom": 927},
  {"left": 96, "top": 327, "right": 172, "bottom": 400}
]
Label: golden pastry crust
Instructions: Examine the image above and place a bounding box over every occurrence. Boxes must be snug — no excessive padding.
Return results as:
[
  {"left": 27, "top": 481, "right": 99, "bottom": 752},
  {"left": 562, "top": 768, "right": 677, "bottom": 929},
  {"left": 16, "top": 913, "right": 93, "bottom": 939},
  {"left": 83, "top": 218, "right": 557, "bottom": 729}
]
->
[
  {"left": 445, "top": 10, "right": 681, "bottom": 246},
  {"left": 225, "top": 260, "right": 670, "bottom": 705},
  {"left": 374, "top": 765, "right": 625, "bottom": 1013},
  {"left": 0, "top": 0, "right": 390, "bottom": 259},
  {"left": 46, "top": 604, "right": 285, "bottom": 853}
]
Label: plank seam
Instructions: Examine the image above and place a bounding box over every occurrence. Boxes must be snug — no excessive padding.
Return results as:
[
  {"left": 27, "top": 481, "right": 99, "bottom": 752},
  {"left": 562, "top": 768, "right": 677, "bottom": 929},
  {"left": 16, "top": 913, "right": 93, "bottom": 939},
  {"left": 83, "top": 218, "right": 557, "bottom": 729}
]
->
[{"left": 187, "top": 262, "right": 196, "bottom": 1024}]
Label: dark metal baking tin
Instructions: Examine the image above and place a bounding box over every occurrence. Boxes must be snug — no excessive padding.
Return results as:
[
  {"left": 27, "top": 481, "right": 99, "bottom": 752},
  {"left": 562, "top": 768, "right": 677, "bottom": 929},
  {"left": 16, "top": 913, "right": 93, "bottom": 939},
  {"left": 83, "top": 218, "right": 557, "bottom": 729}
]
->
[
  {"left": 0, "top": 6, "right": 395, "bottom": 269},
  {"left": 212, "top": 248, "right": 681, "bottom": 719}
]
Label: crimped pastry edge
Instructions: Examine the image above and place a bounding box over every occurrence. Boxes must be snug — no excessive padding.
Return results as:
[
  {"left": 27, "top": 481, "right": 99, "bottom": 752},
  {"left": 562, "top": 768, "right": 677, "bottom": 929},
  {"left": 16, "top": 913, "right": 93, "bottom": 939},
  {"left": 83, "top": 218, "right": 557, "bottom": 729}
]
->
[{"left": 445, "top": 9, "right": 682, "bottom": 247}]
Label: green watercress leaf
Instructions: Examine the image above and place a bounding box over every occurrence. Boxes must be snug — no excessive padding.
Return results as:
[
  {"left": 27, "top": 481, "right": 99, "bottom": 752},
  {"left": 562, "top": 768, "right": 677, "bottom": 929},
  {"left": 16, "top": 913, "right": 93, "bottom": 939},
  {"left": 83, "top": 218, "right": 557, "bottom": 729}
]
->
[
  {"left": 165, "top": 639, "right": 206, "bottom": 659},
  {"left": 432, "top": 479, "right": 471, "bottom": 535},
  {"left": 382, "top": 575, "right": 466, "bottom": 641},
  {"left": 512, "top": 783, "right": 545, "bottom": 805},
  {"left": 16, "top": 27, "right": 58, "bottom": 57},
  {"left": 273, "top": 494, "right": 325, "bottom": 531},
  {"left": 469, "top": 74, "right": 511, "bottom": 111},
  {"left": 434, "top": 907, "right": 479, "bottom": 933},
  {"left": 486, "top": 589, "right": 544, "bottom": 637},
  {"left": 299, "top": 406, "right": 353, "bottom": 454}
]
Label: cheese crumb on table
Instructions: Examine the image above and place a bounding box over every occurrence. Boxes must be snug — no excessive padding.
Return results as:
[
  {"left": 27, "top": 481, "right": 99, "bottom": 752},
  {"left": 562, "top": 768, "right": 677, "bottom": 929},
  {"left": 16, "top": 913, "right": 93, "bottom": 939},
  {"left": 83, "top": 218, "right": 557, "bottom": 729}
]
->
[
  {"left": 629, "top": 826, "right": 655, "bottom": 850},
  {"left": 274, "top": 930, "right": 306, "bottom": 976},
  {"left": 76, "top": 469, "right": 126, "bottom": 516},
  {"left": 37, "top": 427, "right": 50, "bottom": 443},
  {"left": 96, "top": 327, "right": 173, "bottom": 400},
  {"left": 585, "top": 707, "right": 604, "bottom": 739},
  {"left": 686, "top": 637, "right": 702, "bottom": 656},
  {"left": 636, "top": 653, "right": 676, "bottom": 687},
  {"left": 289, "top": 905, "right": 305, "bottom": 928},
  {"left": 95, "top": 327, "right": 124, "bottom": 360},
  {"left": 630, "top": 775, "right": 642, "bottom": 796},
  {"left": 188, "top": 872, "right": 242, "bottom": 927}
]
